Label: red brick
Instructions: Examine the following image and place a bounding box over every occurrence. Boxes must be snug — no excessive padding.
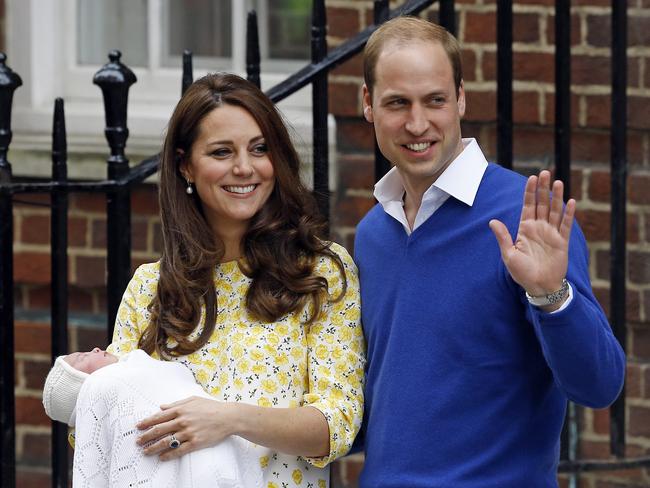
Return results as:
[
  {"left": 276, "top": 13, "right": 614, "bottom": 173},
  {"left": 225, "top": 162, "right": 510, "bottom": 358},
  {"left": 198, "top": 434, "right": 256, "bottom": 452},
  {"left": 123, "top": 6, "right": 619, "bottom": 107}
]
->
[
  {"left": 629, "top": 15, "right": 650, "bottom": 47},
  {"left": 512, "top": 126, "right": 554, "bottom": 162},
  {"left": 75, "top": 325, "right": 110, "bottom": 352},
  {"left": 74, "top": 255, "right": 106, "bottom": 287},
  {"left": 574, "top": 209, "right": 639, "bottom": 243},
  {"left": 590, "top": 284, "right": 641, "bottom": 323},
  {"left": 20, "top": 215, "right": 50, "bottom": 245},
  {"left": 586, "top": 14, "right": 610, "bottom": 48},
  {"left": 630, "top": 174, "right": 650, "bottom": 205},
  {"left": 329, "top": 81, "right": 362, "bottom": 117},
  {"left": 69, "top": 286, "right": 96, "bottom": 313},
  {"left": 14, "top": 252, "right": 51, "bottom": 284},
  {"left": 464, "top": 12, "right": 496, "bottom": 43},
  {"left": 19, "top": 432, "right": 51, "bottom": 467},
  {"left": 588, "top": 171, "right": 610, "bottom": 202},
  {"left": 331, "top": 51, "right": 363, "bottom": 78},
  {"left": 585, "top": 94, "right": 611, "bottom": 128},
  {"left": 16, "top": 469, "right": 51, "bottom": 488},
  {"left": 131, "top": 218, "right": 148, "bottom": 252},
  {"left": 327, "top": 7, "right": 361, "bottom": 39},
  {"left": 22, "top": 358, "right": 51, "bottom": 391},
  {"left": 571, "top": 130, "right": 610, "bottom": 165},
  {"left": 629, "top": 405, "right": 650, "bottom": 436},
  {"left": 626, "top": 362, "right": 643, "bottom": 399},
  {"left": 26, "top": 284, "right": 51, "bottom": 309},
  {"left": 629, "top": 251, "right": 650, "bottom": 285},
  {"left": 91, "top": 218, "right": 107, "bottom": 248},
  {"left": 513, "top": 12, "right": 541, "bottom": 44},
  {"left": 592, "top": 407, "right": 610, "bottom": 435},
  {"left": 341, "top": 458, "right": 364, "bottom": 486},
  {"left": 645, "top": 365, "right": 650, "bottom": 399},
  {"left": 465, "top": 90, "right": 496, "bottom": 122},
  {"left": 336, "top": 117, "right": 375, "bottom": 154},
  {"left": 629, "top": 96, "right": 650, "bottom": 130},
  {"left": 461, "top": 49, "right": 477, "bottom": 82},
  {"left": 16, "top": 396, "right": 50, "bottom": 426},
  {"left": 514, "top": 0, "right": 554, "bottom": 4},
  {"left": 543, "top": 92, "right": 580, "bottom": 127},
  {"left": 152, "top": 221, "right": 163, "bottom": 254},
  {"left": 338, "top": 154, "right": 375, "bottom": 190},
  {"left": 482, "top": 51, "right": 496, "bottom": 82},
  {"left": 334, "top": 195, "right": 375, "bottom": 227},
  {"left": 546, "top": 13, "right": 582, "bottom": 46},
  {"left": 70, "top": 193, "right": 105, "bottom": 213},
  {"left": 131, "top": 185, "right": 159, "bottom": 216},
  {"left": 570, "top": 168, "right": 584, "bottom": 201},
  {"left": 514, "top": 52, "right": 554, "bottom": 83},
  {"left": 631, "top": 327, "right": 650, "bottom": 361},
  {"left": 68, "top": 216, "right": 88, "bottom": 247},
  {"left": 15, "top": 321, "right": 50, "bottom": 354},
  {"left": 573, "top": 55, "right": 611, "bottom": 86},
  {"left": 580, "top": 439, "right": 611, "bottom": 459},
  {"left": 513, "top": 90, "right": 540, "bottom": 124}
]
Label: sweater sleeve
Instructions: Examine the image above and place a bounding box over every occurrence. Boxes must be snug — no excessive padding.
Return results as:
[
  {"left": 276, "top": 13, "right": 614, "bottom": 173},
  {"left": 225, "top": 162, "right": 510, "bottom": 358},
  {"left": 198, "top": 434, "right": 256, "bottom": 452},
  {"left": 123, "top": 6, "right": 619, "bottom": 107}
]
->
[
  {"left": 107, "top": 263, "right": 159, "bottom": 357},
  {"left": 524, "top": 225, "right": 626, "bottom": 408},
  {"left": 301, "top": 243, "right": 366, "bottom": 468}
]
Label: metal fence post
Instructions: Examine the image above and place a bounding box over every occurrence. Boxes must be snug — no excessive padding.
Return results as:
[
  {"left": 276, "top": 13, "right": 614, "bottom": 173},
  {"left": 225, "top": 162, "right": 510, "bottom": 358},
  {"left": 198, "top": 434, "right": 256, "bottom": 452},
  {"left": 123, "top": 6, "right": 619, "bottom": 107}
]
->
[
  {"left": 0, "top": 52, "right": 22, "bottom": 488},
  {"left": 93, "top": 51, "right": 136, "bottom": 341},
  {"left": 246, "top": 10, "right": 261, "bottom": 89}
]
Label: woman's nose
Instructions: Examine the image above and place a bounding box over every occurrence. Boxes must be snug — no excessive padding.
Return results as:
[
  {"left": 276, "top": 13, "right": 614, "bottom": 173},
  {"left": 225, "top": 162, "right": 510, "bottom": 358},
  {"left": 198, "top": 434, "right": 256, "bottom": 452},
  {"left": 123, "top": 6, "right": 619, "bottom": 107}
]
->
[{"left": 233, "top": 155, "right": 254, "bottom": 177}]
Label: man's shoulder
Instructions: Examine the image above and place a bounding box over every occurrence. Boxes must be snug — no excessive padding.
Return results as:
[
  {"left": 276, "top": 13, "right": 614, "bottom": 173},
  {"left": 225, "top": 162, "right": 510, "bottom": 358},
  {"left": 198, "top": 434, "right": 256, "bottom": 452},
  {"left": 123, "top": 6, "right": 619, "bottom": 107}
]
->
[{"left": 356, "top": 202, "right": 386, "bottom": 232}]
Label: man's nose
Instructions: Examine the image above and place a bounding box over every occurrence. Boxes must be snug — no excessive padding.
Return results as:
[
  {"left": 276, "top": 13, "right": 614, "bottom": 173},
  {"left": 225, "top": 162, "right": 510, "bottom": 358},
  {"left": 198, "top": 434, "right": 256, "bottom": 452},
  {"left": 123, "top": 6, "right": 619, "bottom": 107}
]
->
[{"left": 405, "top": 105, "right": 428, "bottom": 136}]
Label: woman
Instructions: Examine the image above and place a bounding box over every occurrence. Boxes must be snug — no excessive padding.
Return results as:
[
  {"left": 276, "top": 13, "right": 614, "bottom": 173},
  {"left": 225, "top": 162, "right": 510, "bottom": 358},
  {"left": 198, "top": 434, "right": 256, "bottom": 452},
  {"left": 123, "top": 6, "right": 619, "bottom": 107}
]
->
[{"left": 107, "top": 73, "right": 365, "bottom": 487}]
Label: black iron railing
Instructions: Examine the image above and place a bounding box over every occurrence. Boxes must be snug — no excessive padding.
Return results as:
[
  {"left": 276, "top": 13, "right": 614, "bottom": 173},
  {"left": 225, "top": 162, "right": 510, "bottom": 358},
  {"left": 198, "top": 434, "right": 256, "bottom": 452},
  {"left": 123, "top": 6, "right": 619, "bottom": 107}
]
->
[{"left": 0, "top": 1, "right": 646, "bottom": 487}]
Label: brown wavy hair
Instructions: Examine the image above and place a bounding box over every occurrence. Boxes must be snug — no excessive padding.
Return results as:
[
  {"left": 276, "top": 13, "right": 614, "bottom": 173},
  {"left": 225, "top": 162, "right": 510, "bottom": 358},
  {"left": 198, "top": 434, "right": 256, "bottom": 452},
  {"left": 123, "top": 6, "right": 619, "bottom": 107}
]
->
[{"left": 139, "top": 73, "right": 346, "bottom": 358}]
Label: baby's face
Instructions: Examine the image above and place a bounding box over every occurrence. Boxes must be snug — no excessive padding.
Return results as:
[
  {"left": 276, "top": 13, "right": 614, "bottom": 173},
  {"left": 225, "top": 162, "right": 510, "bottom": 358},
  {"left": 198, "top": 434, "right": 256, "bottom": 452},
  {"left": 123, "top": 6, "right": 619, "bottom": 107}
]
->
[{"left": 64, "top": 348, "right": 118, "bottom": 374}]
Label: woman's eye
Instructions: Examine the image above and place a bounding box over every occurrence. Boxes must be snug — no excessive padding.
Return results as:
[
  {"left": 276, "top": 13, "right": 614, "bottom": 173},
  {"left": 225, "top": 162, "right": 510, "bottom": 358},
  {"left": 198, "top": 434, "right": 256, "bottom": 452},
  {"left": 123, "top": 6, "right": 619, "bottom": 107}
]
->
[
  {"left": 211, "top": 148, "right": 230, "bottom": 158},
  {"left": 251, "top": 143, "right": 268, "bottom": 155}
]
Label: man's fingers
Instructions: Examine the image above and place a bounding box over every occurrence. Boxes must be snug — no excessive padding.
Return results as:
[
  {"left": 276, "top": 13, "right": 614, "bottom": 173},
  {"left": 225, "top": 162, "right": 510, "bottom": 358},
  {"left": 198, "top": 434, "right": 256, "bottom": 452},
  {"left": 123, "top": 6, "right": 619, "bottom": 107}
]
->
[
  {"left": 560, "top": 198, "right": 576, "bottom": 241},
  {"left": 520, "top": 175, "right": 537, "bottom": 223},
  {"left": 536, "top": 170, "right": 551, "bottom": 222},
  {"left": 489, "top": 219, "right": 514, "bottom": 256},
  {"left": 549, "top": 179, "right": 565, "bottom": 229}
]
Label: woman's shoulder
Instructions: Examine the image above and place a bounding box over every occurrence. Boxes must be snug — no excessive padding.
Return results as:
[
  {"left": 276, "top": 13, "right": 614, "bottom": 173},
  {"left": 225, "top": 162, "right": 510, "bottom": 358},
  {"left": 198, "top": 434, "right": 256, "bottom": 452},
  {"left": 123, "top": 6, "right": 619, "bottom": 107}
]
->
[
  {"left": 127, "top": 261, "right": 161, "bottom": 295},
  {"left": 314, "top": 241, "right": 358, "bottom": 282}
]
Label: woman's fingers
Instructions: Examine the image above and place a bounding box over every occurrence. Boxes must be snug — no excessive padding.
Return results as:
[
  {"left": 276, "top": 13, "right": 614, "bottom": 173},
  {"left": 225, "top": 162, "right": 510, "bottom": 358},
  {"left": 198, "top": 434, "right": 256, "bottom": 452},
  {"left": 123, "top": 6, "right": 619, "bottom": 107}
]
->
[
  {"left": 136, "top": 407, "right": 176, "bottom": 430},
  {"left": 136, "top": 416, "right": 177, "bottom": 446}
]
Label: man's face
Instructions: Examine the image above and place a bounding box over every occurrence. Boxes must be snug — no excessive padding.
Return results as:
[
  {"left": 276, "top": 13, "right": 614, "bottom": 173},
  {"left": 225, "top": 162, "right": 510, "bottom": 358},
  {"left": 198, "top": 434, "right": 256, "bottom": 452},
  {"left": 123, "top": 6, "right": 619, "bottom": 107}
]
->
[
  {"left": 363, "top": 40, "right": 465, "bottom": 196},
  {"left": 64, "top": 348, "right": 118, "bottom": 374}
]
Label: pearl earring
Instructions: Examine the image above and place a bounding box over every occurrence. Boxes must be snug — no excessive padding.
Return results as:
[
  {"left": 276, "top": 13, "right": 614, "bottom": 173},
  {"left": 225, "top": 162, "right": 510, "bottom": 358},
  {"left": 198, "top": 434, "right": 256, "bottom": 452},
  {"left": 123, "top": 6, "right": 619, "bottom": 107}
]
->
[{"left": 186, "top": 180, "right": 194, "bottom": 195}]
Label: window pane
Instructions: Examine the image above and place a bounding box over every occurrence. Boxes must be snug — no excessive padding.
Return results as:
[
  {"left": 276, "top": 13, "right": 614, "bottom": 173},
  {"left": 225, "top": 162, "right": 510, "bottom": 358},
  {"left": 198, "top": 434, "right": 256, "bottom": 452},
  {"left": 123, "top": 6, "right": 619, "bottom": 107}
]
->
[
  {"left": 266, "top": 0, "right": 311, "bottom": 60},
  {"left": 77, "top": 0, "right": 148, "bottom": 67},
  {"left": 167, "top": 0, "right": 232, "bottom": 59}
]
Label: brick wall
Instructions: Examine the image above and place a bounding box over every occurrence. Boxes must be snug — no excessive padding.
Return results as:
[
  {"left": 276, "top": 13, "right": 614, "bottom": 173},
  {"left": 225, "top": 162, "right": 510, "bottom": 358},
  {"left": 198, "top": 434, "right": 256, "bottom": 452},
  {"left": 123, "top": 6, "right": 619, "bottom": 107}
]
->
[
  {"left": 326, "top": 0, "right": 650, "bottom": 487},
  {"left": 9, "top": 0, "right": 650, "bottom": 486}
]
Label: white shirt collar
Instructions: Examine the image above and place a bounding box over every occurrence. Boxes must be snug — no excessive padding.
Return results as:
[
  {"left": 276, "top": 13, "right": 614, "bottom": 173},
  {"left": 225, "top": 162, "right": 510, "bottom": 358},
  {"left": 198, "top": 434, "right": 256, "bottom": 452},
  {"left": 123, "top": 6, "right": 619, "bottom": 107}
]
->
[{"left": 373, "top": 138, "right": 488, "bottom": 233}]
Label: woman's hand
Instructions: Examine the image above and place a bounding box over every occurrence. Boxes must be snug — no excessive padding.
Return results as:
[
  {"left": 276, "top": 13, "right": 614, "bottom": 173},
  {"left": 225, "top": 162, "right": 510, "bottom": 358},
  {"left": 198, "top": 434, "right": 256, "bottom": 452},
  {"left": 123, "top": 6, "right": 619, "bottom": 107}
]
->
[{"left": 136, "top": 396, "right": 238, "bottom": 461}]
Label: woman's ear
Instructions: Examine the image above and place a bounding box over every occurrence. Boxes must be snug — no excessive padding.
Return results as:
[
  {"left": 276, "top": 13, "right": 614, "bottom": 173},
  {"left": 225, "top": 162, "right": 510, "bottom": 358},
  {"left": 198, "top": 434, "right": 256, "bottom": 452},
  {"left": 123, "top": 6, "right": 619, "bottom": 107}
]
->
[{"left": 177, "top": 149, "right": 191, "bottom": 181}]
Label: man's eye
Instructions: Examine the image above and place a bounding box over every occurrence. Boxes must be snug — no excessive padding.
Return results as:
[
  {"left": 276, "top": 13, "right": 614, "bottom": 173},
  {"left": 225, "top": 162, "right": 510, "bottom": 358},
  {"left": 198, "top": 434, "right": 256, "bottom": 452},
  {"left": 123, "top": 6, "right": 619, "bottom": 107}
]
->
[{"left": 388, "top": 99, "right": 406, "bottom": 107}]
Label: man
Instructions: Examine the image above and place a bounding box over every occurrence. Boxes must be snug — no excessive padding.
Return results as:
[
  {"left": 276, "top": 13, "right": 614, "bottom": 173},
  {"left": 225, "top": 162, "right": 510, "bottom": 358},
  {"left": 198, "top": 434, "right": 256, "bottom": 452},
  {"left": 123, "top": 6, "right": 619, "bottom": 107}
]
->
[
  {"left": 354, "top": 16, "right": 625, "bottom": 487},
  {"left": 43, "top": 348, "right": 261, "bottom": 487}
]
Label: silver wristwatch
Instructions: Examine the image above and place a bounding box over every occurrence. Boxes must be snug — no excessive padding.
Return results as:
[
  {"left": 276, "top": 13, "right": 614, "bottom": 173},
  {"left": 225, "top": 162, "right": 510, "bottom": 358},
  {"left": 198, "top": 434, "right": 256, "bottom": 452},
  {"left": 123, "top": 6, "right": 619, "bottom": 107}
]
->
[{"left": 525, "top": 279, "right": 570, "bottom": 307}]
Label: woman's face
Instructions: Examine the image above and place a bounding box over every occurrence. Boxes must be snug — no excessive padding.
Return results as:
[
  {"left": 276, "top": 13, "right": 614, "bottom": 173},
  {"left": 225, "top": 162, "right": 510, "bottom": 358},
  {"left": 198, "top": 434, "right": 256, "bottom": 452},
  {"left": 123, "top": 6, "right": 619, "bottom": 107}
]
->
[
  {"left": 64, "top": 348, "right": 117, "bottom": 374},
  {"left": 182, "top": 104, "right": 276, "bottom": 237}
]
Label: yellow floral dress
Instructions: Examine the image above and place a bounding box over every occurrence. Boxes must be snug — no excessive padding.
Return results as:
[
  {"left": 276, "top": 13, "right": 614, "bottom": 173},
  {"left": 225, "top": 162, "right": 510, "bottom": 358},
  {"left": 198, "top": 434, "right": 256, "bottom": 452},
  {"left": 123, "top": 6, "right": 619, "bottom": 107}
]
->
[{"left": 107, "top": 242, "right": 365, "bottom": 488}]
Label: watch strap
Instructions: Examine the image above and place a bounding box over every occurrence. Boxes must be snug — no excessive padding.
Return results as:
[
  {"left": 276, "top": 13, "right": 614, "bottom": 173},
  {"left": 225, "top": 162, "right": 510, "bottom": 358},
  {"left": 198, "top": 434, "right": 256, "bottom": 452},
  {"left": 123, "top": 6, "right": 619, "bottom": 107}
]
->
[{"left": 525, "top": 279, "right": 570, "bottom": 307}]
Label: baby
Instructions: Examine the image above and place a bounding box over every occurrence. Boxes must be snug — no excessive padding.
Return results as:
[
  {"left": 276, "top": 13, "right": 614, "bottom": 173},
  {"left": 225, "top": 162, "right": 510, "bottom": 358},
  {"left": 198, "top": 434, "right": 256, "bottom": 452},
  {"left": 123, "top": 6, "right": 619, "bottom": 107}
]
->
[{"left": 43, "top": 348, "right": 262, "bottom": 488}]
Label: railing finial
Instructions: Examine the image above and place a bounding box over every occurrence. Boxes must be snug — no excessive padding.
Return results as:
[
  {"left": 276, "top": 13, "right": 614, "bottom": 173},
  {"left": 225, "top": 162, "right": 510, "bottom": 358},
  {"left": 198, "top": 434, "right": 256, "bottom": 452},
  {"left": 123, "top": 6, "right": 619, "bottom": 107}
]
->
[{"left": 0, "top": 53, "right": 23, "bottom": 179}]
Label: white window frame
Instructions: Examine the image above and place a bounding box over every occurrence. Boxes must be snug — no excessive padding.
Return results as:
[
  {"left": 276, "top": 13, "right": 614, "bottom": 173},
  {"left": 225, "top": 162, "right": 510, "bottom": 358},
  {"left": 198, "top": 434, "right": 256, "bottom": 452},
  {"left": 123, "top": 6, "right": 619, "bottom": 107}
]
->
[{"left": 6, "top": 0, "right": 334, "bottom": 188}]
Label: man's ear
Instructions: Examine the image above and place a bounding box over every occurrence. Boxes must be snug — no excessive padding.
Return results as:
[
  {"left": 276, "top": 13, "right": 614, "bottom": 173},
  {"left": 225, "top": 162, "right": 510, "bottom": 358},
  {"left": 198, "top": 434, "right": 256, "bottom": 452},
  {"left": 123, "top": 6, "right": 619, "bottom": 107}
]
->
[
  {"left": 177, "top": 149, "right": 192, "bottom": 181},
  {"left": 362, "top": 84, "right": 374, "bottom": 123},
  {"left": 457, "top": 80, "right": 466, "bottom": 118}
]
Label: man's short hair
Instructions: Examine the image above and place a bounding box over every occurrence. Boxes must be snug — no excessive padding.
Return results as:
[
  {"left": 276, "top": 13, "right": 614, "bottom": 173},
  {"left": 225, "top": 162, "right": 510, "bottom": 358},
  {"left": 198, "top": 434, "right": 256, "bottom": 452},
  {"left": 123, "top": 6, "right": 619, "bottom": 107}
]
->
[{"left": 363, "top": 16, "right": 463, "bottom": 98}]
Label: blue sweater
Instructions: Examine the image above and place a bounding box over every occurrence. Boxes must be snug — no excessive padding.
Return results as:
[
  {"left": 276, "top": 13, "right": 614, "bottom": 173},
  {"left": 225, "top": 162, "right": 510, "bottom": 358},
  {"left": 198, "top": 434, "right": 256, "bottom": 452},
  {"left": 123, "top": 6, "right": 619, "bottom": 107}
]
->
[{"left": 354, "top": 164, "right": 625, "bottom": 488}]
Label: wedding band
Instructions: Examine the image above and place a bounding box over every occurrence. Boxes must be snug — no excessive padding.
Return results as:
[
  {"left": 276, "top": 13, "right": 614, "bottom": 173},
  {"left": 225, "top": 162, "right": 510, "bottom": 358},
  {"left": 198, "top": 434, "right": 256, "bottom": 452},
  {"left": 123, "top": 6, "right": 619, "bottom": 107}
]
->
[{"left": 169, "top": 434, "right": 181, "bottom": 449}]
